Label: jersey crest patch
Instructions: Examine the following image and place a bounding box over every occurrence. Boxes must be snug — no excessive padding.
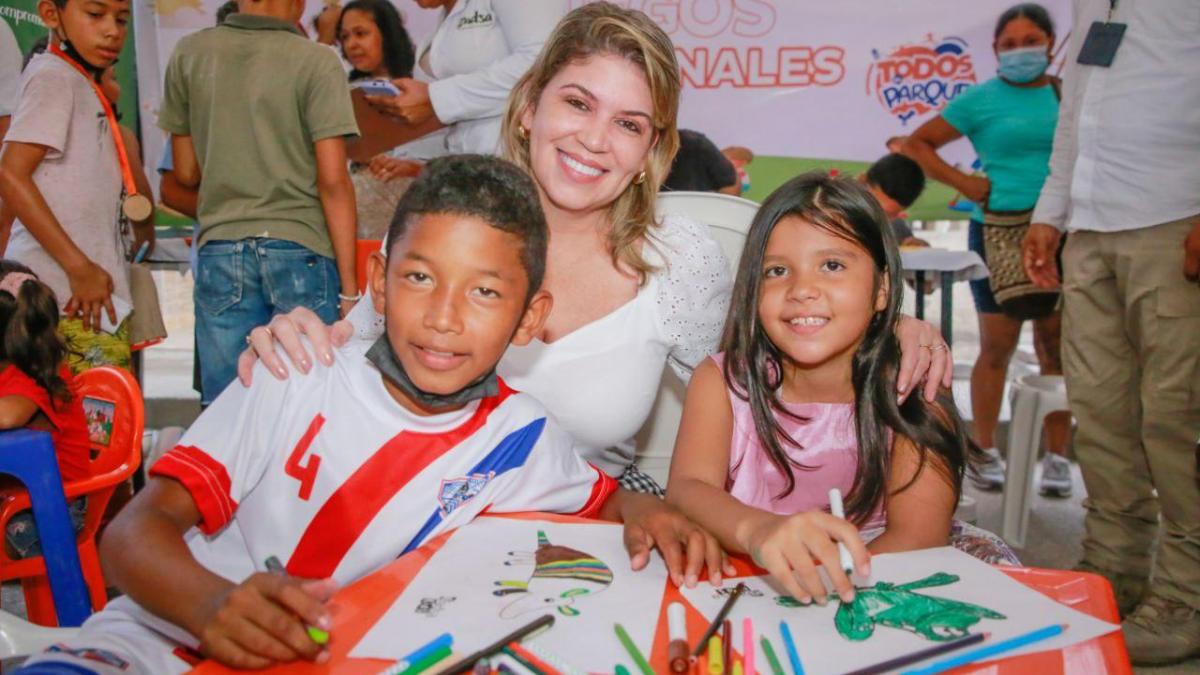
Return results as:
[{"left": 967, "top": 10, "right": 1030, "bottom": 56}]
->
[{"left": 438, "top": 471, "right": 495, "bottom": 516}]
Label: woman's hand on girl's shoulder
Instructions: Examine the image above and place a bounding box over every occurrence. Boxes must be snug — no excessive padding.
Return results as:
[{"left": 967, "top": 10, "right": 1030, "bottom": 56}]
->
[
  {"left": 236, "top": 307, "right": 354, "bottom": 386},
  {"left": 739, "top": 510, "right": 869, "bottom": 607},
  {"left": 895, "top": 315, "right": 954, "bottom": 404}
]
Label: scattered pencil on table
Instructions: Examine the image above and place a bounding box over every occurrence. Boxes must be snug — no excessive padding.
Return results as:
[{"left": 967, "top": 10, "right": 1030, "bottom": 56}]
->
[
  {"left": 446, "top": 615, "right": 556, "bottom": 674},
  {"left": 691, "top": 582, "right": 748, "bottom": 657},
  {"left": 668, "top": 601, "right": 690, "bottom": 673},
  {"left": 778, "top": 622, "right": 805, "bottom": 675},
  {"left": 842, "top": 631, "right": 987, "bottom": 675},
  {"left": 742, "top": 617, "right": 755, "bottom": 675},
  {"left": 827, "top": 489, "right": 856, "bottom": 575},
  {"left": 376, "top": 633, "right": 453, "bottom": 675},
  {"left": 614, "top": 665, "right": 630, "bottom": 675},
  {"left": 759, "top": 638, "right": 785, "bottom": 675},
  {"left": 506, "top": 642, "right": 562, "bottom": 675},
  {"left": 901, "top": 624, "right": 1067, "bottom": 675},
  {"left": 732, "top": 657, "right": 744, "bottom": 675},
  {"left": 613, "top": 623, "right": 654, "bottom": 675},
  {"left": 708, "top": 635, "right": 724, "bottom": 675},
  {"left": 262, "top": 556, "right": 329, "bottom": 645}
]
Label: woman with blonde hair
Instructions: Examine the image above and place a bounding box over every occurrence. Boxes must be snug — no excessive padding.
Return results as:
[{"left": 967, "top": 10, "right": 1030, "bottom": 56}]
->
[{"left": 240, "top": 2, "right": 951, "bottom": 498}]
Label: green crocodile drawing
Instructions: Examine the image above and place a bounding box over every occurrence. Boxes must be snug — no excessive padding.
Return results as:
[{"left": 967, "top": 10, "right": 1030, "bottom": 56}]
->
[
  {"left": 776, "top": 572, "right": 1006, "bottom": 642},
  {"left": 492, "top": 530, "right": 613, "bottom": 618}
]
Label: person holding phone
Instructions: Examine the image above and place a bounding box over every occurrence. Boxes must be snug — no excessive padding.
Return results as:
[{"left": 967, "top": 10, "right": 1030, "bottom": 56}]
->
[{"left": 361, "top": 0, "right": 569, "bottom": 156}]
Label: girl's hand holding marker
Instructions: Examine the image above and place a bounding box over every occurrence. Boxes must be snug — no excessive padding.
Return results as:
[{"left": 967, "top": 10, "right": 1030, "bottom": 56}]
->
[{"left": 739, "top": 504, "right": 870, "bottom": 606}]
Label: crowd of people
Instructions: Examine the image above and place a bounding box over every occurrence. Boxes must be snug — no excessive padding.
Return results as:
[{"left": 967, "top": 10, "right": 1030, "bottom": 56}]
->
[{"left": 0, "top": 0, "right": 1194, "bottom": 672}]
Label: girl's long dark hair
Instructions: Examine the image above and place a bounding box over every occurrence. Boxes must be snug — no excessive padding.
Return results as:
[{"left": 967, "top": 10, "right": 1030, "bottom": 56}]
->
[
  {"left": 0, "top": 260, "right": 71, "bottom": 404},
  {"left": 338, "top": 0, "right": 416, "bottom": 81},
  {"left": 720, "top": 172, "right": 979, "bottom": 524}
]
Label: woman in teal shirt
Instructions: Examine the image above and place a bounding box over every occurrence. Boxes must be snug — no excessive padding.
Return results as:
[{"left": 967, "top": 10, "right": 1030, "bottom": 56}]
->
[{"left": 903, "top": 3, "right": 1071, "bottom": 497}]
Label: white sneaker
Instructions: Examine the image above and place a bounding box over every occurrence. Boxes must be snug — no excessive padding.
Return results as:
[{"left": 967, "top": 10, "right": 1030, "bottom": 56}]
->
[
  {"left": 972, "top": 447, "right": 1006, "bottom": 490},
  {"left": 1038, "top": 453, "right": 1073, "bottom": 497}
]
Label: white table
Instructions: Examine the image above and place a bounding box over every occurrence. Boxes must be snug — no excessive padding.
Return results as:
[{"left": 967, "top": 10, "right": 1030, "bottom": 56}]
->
[{"left": 899, "top": 248, "right": 989, "bottom": 346}]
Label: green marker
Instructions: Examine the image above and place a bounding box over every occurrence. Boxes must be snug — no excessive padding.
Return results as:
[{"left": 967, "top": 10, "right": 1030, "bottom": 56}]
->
[
  {"left": 397, "top": 644, "right": 452, "bottom": 675},
  {"left": 760, "top": 637, "right": 785, "bottom": 675},
  {"left": 615, "top": 666, "right": 631, "bottom": 675},
  {"left": 264, "top": 556, "right": 330, "bottom": 645}
]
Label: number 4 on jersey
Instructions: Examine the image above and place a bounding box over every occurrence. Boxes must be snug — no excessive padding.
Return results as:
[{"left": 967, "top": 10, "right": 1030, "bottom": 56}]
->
[{"left": 286, "top": 414, "right": 325, "bottom": 500}]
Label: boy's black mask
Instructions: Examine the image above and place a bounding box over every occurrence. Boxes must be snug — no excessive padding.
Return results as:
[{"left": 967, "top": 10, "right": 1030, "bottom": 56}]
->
[{"left": 366, "top": 335, "right": 499, "bottom": 409}]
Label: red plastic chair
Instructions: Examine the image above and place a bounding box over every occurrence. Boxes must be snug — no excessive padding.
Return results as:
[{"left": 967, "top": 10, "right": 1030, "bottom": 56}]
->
[
  {"left": 0, "top": 367, "right": 144, "bottom": 625},
  {"left": 357, "top": 239, "right": 382, "bottom": 293}
]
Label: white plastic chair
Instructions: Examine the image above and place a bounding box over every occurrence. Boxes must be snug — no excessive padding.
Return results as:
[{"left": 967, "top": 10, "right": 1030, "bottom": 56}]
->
[
  {"left": 634, "top": 192, "right": 759, "bottom": 485},
  {"left": 1001, "top": 373, "right": 1070, "bottom": 548},
  {"left": 0, "top": 609, "right": 78, "bottom": 660}
]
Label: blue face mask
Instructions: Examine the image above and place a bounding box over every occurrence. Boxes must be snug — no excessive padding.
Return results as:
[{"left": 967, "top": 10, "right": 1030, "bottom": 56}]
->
[{"left": 997, "top": 46, "right": 1049, "bottom": 84}]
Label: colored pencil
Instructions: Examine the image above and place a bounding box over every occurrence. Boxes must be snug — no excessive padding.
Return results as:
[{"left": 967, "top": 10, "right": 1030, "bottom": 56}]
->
[
  {"left": 507, "top": 642, "right": 562, "bottom": 675},
  {"left": 842, "top": 632, "right": 987, "bottom": 675},
  {"left": 396, "top": 645, "right": 452, "bottom": 675},
  {"left": 614, "top": 623, "right": 654, "bottom": 675},
  {"left": 615, "top": 666, "right": 631, "bottom": 675},
  {"left": 760, "top": 638, "right": 785, "bottom": 675},
  {"left": 708, "top": 636, "right": 724, "bottom": 675},
  {"left": 263, "top": 556, "right": 329, "bottom": 645},
  {"left": 691, "top": 583, "right": 748, "bottom": 657},
  {"left": 743, "top": 618, "right": 755, "bottom": 675},
  {"left": 901, "top": 624, "right": 1067, "bottom": 675},
  {"left": 521, "top": 643, "right": 585, "bottom": 675},
  {"left": 445, "top": 615, "right": 556, "bottom": 674},
  {"left": 722, "top": 620, "right": 733, "bottom": 674},
  {"left": 502, "top": 646, "right": 548, "bottom": 675},
  {"left": 390, "top": 634, "right": 454, "bottom": 672},
  {"left": 733, "top": 658, "right": 744, "bottom": 675},
  {"left": 778, "top": 622, "right": 805, "bottom": 675}
]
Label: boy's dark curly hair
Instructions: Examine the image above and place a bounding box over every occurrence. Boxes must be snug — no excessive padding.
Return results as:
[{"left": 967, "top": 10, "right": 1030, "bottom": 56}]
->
[{"left": 387, "top": 155, "right": 548, "bottom": 301}]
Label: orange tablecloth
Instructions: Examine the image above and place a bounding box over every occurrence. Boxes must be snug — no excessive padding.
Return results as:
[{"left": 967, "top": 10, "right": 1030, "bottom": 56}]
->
[{"left": 191, "top": 514, "right": 1131, "bottom": 675}]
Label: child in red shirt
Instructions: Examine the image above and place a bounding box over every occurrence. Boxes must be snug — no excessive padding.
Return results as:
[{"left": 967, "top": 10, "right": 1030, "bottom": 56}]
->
[{"left": 0, "top": 260, "right": 90, "bottom": 557}]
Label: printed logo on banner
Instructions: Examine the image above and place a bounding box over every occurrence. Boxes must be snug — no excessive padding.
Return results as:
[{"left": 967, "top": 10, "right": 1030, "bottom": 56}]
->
[{"left": 866, "top": 35, "right": 977, "bottom": 124}]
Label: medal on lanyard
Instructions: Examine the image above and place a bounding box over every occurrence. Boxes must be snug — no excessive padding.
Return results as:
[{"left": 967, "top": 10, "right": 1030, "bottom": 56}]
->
[
  {"left": 1077, "top": 0, "right": 1126, "bottom": 67},
  {"left": 49, "top": 43, "right": 154, "bottom": 222}
]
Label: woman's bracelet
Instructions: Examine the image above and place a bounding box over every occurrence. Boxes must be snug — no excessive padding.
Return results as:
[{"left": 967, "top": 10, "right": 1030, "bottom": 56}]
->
[{"left": 338, "top": 292, "right": 362, "bottom": 302}]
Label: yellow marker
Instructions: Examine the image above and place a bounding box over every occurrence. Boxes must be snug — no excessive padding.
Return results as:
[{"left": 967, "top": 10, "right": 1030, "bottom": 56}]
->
[
  {"left": 708, "top": 636, "right": 724, "bottom": 675},
  {"left": 733, "top": 658, "right": 744, "bottom": 675}
]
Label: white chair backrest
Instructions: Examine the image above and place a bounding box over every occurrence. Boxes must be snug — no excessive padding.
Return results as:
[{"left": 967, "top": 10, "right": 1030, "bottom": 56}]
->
[{"left": 633, "top": 192, "right": 758, "bottom": 486}]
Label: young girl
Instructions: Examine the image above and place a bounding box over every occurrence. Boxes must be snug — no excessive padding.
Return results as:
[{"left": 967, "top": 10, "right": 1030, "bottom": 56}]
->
[
  {"left": 0, "top": 260, "right": 90, "bottom": 558},
  {"left": 666, "top": 173, "right": 1016, "bottom": 605}
]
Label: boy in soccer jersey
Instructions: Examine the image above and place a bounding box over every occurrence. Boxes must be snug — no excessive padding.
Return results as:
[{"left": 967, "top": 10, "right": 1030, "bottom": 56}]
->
[{"left": 19, "top": 156, "right": 728, "bottom": 675}]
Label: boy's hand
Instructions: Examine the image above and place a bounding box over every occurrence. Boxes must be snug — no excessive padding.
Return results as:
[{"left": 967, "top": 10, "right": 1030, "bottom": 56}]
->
[
  {"left": 367, "top": 155, "right": 422, "bottom": 182},
  {"left": 619, "top": 492, "right": 735, "bottom": 588},
  {"left": 64, "top": 260, "right": 115, "bottom": 332},
  {"left": 194, "top": 572, "right": 336, "bottom": 670},
  {"left": 740, "top": 511, "right": 870, "bottom": 607}
]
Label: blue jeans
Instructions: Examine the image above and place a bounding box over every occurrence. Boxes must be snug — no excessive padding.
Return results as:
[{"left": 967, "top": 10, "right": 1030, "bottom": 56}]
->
[{"left": 194, "top": 238, "right": 339, "bottom": 404}]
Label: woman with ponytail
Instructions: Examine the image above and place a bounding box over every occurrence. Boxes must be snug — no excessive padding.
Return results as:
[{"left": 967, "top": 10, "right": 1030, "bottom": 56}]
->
[{"left": 0, "top": 259, "right": 89, "bottom": 558}]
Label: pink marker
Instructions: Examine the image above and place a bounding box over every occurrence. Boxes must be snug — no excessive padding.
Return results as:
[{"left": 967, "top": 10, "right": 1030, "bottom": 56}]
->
[{"left": 743, "top": 617, "right": 755, "bottom": 675}]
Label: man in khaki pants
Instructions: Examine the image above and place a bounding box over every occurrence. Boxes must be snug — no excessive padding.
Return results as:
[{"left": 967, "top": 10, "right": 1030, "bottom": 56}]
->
[{"left": 1022, "top": 0, "right": 1200, "bottom": 665}]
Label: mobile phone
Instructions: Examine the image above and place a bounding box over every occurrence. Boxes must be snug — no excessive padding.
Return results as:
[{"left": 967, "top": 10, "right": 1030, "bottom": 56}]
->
[{"left": 355, "top": 79, "right": 400, "bottom": 97}]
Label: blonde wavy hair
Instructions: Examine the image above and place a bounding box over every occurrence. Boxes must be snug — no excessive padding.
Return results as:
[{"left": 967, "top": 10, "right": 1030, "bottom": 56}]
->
[{"left": 501, "top": 2, "right": 681, "bottom": 283}]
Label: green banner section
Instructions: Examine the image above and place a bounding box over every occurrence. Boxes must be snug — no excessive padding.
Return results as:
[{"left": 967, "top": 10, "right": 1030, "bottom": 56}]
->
[{"left": 0, "top": 0, "right": 139, "bottom": 134}]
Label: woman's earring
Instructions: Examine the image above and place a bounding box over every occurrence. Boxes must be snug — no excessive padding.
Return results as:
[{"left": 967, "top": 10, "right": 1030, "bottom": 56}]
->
[
  {"left": 518, "top": 125, "right": 530, "bottom": 141},
  {"left": 634, "top": 170, "right": 646, "bottom": 185}
]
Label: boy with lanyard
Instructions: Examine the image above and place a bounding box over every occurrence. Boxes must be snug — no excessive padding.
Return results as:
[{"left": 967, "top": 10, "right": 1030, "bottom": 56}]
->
[
  {"left": 0, "top": 0, "right": 143, "bottom": 372},
  {"left": 160, "top": 0, "right": 360, "bottom": 407},
  {"left": 18, "top": 156, "right": 727, "bottom": 675}
]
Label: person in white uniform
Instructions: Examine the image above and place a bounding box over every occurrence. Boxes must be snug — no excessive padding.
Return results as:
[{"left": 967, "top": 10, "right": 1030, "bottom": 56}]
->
[
  {"left": 1021, "top": 0, "right": 1200, "bottom": 665},
  {"left": 365, "top": 0, "right": 569, "bottom": 155},
  {"left": 242, "top": 3, "right": 954, "bottom": 497}
]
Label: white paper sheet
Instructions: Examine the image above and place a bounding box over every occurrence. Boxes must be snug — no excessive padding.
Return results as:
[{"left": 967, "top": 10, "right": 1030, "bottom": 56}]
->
[
  {"left": 351, "top": 518, "right": 668, "bottom": 673},
  {"left": 679, "top": 547, "right": 1118, "bottom": 675}
]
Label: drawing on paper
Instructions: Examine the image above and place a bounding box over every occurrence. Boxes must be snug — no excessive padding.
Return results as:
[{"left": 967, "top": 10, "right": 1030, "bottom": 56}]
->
[
  {"left": 415, "top": 596, "right": 456, "bottom": 618},
  {"left": 834, "top": 572, "right": 1006, "bottom": 641},
  {"left": 493, "top": 530, "right": 613, "bottom": 618}
]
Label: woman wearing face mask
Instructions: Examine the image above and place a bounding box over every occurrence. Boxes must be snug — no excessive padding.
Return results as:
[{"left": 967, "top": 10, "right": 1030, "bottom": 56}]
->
[{"left": 903, "top": 3, "right": 1071, "bottom": 497}]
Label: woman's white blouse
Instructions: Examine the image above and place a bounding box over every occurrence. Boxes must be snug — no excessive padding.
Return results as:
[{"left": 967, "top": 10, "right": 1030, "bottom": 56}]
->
[
  {"left": 418, "top": 0, "right": 568, "bottom": 154},
  {"left": 347, "top": 213, "right": 732, "bottom": 474}
]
